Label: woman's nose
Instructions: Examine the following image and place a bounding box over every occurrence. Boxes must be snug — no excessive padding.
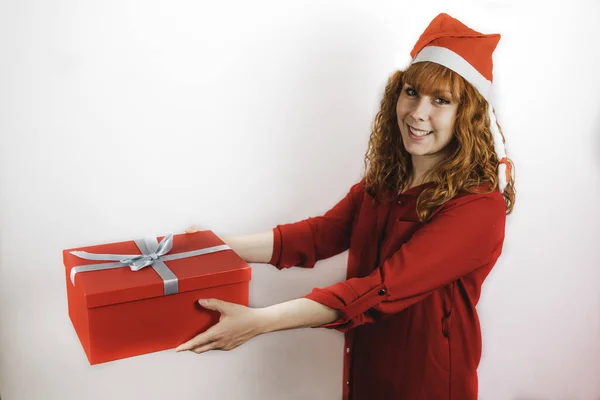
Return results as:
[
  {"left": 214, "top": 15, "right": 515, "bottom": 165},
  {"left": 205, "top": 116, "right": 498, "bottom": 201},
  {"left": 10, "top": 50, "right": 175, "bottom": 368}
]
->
[{"left": 410, "top": 99, "right": 431, "bottom": 121}]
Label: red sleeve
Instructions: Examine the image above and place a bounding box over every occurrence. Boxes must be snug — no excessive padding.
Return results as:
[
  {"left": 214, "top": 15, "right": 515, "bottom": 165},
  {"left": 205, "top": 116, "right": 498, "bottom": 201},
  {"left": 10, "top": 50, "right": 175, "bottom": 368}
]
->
[
  {"left": 304, "top": 191, "right": 507, "bottom": 331},
  {"left": 268, "top": 180, "right": 366, "bottom": 269}
]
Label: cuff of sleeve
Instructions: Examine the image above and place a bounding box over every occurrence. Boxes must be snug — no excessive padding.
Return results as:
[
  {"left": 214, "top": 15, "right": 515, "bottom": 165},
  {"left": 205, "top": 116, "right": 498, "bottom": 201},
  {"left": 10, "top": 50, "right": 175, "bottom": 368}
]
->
[
  {"left": 271, "top": 220, "right": 316, "bottom": 269},
  {"left": 304, "top": 290, "right": 351, "bottom": 330},
  {"left": 268, "top": 227, "right": 282, "bottom": 267},
  {"left": 304, "top": 280, "right": 388, "bottom": 331}
]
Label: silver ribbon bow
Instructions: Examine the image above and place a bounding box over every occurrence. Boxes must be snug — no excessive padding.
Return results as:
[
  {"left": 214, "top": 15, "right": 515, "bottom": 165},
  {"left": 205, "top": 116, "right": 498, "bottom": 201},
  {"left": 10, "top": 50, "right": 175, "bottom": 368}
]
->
[{"left": 69, "top": 234, "right": 231, "bottom": 296}]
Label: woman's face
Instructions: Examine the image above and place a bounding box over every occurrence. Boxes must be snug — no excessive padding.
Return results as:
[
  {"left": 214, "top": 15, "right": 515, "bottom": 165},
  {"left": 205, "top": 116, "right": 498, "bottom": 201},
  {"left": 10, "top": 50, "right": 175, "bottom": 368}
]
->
[{"left": 396, "top": 83, "right": 459, "bottom": 158}]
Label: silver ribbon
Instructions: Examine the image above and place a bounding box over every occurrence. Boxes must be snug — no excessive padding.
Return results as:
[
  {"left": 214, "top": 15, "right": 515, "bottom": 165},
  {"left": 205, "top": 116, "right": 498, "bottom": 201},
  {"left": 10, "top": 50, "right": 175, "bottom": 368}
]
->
[{"left": 69, "top": 234, "right": 231, "bottom": 296}]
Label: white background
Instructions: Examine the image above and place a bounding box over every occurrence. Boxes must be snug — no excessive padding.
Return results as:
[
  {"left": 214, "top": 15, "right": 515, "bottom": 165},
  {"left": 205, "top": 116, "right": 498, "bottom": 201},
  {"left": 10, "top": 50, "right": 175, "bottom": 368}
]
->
[{"left": 1, "top": 1, "right": 600, "bottom": 399}]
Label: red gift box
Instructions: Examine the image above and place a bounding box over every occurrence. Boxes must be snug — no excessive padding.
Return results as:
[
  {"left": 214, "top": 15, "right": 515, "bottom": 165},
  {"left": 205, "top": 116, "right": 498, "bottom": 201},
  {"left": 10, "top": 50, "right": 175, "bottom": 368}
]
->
[{"left": 63, "top": 230, "right": 251, "bottom": 365}]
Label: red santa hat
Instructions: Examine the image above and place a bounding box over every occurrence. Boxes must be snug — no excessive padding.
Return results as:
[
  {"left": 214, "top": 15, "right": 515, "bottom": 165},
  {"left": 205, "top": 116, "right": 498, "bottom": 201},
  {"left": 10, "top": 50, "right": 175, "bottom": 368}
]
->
[{"left": 399, "top": 13, "right": 511, "bottom": 192}]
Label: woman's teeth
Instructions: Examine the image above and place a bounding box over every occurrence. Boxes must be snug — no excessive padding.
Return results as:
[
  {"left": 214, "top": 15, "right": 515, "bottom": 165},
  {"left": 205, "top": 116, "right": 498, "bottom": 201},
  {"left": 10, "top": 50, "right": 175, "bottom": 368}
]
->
[{"left": 409, "top": 126, "right": 432, "bottom": 137}]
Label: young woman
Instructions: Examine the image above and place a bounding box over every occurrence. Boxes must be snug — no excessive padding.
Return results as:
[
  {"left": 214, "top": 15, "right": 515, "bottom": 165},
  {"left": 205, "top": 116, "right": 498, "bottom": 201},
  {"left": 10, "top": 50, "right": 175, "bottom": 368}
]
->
[{"left": 177, "top": 13, "right": 515, "bottom": 400}]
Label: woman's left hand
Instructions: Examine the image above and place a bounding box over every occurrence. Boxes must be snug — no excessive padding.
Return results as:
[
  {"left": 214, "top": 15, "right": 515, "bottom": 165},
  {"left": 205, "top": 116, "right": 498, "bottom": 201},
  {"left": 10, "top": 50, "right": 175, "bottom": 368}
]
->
[{"left": 175, "top": 299, "right": 265, "bottom": 354}]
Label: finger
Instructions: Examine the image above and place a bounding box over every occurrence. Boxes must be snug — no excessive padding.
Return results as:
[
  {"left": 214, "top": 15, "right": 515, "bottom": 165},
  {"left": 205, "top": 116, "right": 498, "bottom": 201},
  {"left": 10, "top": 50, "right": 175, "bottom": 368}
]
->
[
  {"left": 191, "top": 341, "right": 219, "bottom": 355},
  {"left": 185, "top": 225, "right": 202, "bottom": 234},
  {"left": 175, "top": 329, "right": 217, "bottom": 352}
]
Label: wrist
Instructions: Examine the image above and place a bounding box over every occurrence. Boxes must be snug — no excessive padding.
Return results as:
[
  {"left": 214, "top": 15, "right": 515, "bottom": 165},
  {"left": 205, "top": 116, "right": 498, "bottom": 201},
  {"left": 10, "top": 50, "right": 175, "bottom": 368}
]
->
[{"left": 254, "top": 307, "right": 277, "bottom": 335}]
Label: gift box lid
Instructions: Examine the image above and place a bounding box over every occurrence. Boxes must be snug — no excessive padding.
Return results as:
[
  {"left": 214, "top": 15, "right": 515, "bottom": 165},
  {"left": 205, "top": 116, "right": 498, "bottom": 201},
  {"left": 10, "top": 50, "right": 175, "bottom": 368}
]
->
[{"left": 63, "top": 230, "right": 251, "bottom": 309}]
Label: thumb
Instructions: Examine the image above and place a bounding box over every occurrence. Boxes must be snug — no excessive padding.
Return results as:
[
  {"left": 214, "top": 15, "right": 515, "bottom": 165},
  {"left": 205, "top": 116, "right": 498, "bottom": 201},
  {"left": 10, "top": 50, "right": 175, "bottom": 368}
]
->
[{"left": 198, "top": 298, "right": 227, "bottom": 313}]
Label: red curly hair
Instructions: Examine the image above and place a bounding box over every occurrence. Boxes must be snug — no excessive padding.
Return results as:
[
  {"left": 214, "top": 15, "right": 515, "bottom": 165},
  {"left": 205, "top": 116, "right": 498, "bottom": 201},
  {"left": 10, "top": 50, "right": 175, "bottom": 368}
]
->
[{"left": 363, "top": 62, "right": 515, "bottom": 222}]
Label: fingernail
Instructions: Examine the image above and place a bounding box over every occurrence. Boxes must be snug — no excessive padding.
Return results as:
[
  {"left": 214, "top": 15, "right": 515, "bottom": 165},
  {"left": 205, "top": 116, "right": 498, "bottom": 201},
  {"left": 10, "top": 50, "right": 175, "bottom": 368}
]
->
[{"left": 198, "top": 299, "right": 207, "bottom": 305}]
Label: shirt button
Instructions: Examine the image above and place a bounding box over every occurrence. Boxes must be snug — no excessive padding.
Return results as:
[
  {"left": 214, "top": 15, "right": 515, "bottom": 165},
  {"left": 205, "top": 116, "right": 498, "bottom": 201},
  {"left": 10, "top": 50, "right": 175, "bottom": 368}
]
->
[
  {"left": 398, "top": 200, "right": 403, "bottom": 205},
  {"left": 378, "top": 289, "right": 387, "bottom": 296},
  {"left": 346, "top": 381, "right": 350, "bottom": 385},
  {"left": 346, "top": 347, "right": 350, "bottom": 354}
]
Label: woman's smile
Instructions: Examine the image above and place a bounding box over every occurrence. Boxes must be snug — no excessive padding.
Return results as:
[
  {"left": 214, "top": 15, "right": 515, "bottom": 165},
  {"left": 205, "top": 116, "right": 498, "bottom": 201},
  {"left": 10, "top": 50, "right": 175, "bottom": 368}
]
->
[{"left": 407, "top": 124, "right": 433, "bottom": 140}]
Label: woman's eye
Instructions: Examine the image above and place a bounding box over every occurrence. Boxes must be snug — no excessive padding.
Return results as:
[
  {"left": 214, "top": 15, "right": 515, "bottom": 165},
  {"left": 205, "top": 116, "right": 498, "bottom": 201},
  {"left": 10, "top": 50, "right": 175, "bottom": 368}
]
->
[
  {"left": 434, "top": 97, "right": 450, "bottom": 105},
  {"left": 405, "top": 88, "right": 417, "bottom": 97}
]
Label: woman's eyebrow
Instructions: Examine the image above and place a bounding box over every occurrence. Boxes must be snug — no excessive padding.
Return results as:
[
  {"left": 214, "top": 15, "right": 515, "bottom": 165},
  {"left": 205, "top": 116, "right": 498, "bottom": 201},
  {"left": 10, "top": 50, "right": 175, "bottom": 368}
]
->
[{"left": 432, "top": 90, "right": 453, "bottom": 99}]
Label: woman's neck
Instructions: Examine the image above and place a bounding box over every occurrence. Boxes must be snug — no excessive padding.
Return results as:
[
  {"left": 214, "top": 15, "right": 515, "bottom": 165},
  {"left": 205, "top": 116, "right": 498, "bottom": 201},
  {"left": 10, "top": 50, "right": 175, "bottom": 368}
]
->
[{"left": 408, "top": 154, "right": 442, "bottom": 188}]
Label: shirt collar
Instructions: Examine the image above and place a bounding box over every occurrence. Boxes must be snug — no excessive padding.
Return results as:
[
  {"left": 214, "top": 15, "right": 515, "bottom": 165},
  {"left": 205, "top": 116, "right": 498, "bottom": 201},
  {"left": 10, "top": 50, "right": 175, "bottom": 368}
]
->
[{"left": 399, "top": 182, "right": 434, "bottom": 197}]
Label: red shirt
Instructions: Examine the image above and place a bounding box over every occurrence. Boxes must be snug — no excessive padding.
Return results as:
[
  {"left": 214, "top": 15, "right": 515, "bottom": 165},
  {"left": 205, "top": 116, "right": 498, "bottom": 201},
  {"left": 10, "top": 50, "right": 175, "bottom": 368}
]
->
[{"left": 269, "top": 179, "right": 506, "bottom": 400}]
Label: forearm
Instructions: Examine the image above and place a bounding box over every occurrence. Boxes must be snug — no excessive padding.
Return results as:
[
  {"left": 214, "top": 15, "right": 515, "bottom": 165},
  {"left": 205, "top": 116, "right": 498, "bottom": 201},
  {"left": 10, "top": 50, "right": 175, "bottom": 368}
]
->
[
  {"left": 221, "top": 230, "right": 274, "bottom": 264},
  {"left": 221, "top": 232, "right": 340, "bottom": 333},
  {"left": 257, "top": 298, "right": 340, "bottom": 334}
]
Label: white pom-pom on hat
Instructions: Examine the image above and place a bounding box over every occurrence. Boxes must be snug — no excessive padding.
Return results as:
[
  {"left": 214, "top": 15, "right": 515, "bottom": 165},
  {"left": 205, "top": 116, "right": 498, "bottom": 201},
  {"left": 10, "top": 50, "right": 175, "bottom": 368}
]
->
[{"left": 393, "top": 52, "right": 413, "bottom": 71}]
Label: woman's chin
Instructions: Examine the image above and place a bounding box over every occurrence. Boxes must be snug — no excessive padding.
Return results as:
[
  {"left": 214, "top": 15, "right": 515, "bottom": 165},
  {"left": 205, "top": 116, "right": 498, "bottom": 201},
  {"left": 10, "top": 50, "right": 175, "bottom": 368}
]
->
[{"left": 404, "top": 146, "right": 429, "bottom": 157}]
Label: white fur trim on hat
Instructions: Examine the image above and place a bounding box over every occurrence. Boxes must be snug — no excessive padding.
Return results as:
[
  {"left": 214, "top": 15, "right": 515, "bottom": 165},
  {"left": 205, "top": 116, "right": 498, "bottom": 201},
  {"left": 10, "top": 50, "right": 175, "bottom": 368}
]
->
[{"left": 412, "top": 46, "right": 492, "bottom": 101}]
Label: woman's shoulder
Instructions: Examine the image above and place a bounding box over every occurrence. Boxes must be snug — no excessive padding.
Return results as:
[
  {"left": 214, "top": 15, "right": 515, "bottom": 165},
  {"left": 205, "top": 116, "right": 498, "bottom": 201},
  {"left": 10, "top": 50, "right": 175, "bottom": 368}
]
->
[
  {"left": 349, "top": 178, "right": 393, "bottom": 206},
  {"left": 456, "top": 184, "right": 504, "bottom": 202},
  {"left": 435, "top": 185, "right": 506, "bottom": 219},
  {"left": 347, "top": 178, "right": 369, "bottom": 207}
]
